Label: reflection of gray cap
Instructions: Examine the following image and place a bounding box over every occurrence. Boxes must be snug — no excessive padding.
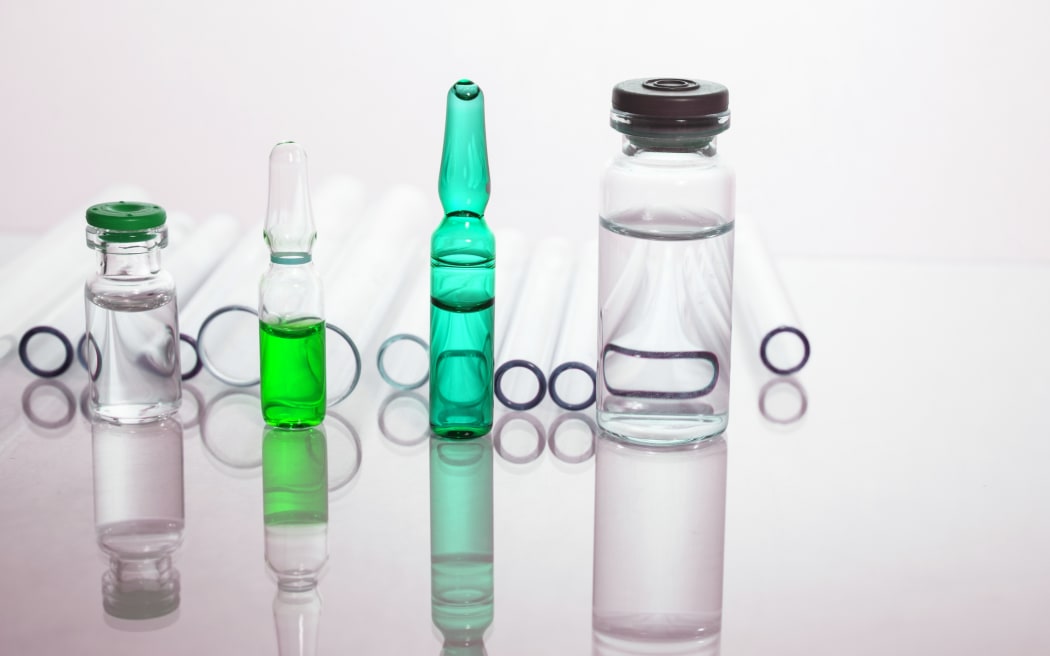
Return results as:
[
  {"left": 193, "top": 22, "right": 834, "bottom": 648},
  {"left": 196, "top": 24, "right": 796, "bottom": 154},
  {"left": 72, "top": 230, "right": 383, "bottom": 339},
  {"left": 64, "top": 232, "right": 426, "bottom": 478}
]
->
[{"left": 103, "top": 556, "right": 180, "bottom": 620}]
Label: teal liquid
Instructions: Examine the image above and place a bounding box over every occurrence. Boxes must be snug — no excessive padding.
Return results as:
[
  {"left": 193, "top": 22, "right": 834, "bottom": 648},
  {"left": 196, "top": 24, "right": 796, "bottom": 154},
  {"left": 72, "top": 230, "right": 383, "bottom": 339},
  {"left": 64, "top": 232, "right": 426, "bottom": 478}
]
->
[
  {"left": 430, "top": 438, "right": 494, "bottom": 648},
  {"left": 259, "top": 319, "right": 326, "bottom": 428},
  {"left": 430, "top": 239, "right": 494, "bottom": 437}
]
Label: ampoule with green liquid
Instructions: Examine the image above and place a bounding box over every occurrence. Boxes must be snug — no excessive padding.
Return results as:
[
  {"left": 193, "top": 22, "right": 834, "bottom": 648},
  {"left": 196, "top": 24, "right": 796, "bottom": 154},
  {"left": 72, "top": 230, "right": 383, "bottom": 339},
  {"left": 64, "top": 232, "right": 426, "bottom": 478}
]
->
[
  {"left": 259, "top": 141, "right": 326, "bottom": 428},
  {"left": 430, "top": 80, "right": 496, "bottom": 438}
]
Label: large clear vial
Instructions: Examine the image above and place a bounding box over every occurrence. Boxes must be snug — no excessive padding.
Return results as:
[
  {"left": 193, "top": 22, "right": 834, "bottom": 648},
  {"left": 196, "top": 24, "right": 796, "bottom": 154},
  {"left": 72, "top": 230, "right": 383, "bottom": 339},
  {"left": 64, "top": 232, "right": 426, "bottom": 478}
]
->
[
  {"left": 598, "top": 78, "right": 735, "bottom": 445},
  {"left": 85, "top": 202, "right": 181, "bottom": 423}
]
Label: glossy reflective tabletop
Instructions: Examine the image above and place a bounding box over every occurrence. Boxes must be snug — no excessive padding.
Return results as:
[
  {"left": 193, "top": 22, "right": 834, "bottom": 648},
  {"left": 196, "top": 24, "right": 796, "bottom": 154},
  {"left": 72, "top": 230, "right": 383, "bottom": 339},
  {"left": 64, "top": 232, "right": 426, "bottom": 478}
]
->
[{"left": 2, "top": 256, "right": 1050, "bottom": 656}]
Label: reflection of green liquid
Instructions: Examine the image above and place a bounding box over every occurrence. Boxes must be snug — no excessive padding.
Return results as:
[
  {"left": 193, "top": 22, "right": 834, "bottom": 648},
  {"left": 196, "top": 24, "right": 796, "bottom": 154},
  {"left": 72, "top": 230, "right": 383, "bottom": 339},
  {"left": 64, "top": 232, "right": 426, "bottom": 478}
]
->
[
  {"left": 430, "top": 244, "right": 494, "bottom": 437},
  {"left": 260, "top": 319, "right": 326, "bottom": 428},
  {"left": 263, "top": 426, "right": 328, "bottom": 525},
  {"left": 430, "top": 438, "right": 494, "bottom": 649}
]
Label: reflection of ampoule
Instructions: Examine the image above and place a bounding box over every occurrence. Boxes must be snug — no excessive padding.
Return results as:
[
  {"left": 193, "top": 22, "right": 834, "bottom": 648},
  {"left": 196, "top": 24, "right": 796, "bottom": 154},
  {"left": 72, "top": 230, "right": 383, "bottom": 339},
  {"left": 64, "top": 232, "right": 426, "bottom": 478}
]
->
[
  {"left": 430, "top": 437, "right": 494, "bottom": 655},
  {"left": 92, "top": 417, "right": 184, "bottom": 620},
  {"left": 263, "top": 424, "right": 328, "bottom": 656},
  {"left": 593, "top": 434, "right": 727, "bottom": 649},
  {"left": 430, "top": 79, "right": 496, "bottom": 438}
]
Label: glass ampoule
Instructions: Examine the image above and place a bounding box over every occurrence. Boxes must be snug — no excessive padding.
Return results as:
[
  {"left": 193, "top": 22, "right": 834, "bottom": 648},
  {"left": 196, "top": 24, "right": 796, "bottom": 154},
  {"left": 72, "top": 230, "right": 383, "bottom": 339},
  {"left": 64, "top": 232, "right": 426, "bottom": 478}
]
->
[
  {"left": 260, "top": 142, "right": 326, "bottom": 428},
  {"left": 430, "top": 80, "right": 496, "bottom": 438}
]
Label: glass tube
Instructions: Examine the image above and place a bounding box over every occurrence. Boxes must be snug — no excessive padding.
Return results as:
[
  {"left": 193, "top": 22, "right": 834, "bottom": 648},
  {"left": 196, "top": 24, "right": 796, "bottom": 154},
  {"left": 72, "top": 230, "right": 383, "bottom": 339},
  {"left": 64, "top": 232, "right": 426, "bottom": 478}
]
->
[
  {"left": 376, "top": 265, "right": 431, "bottom": 391},
  {"left": 19, "top": 213, "right": 228, "bottom": 380},
  {"left": 494, "top": 237, "right": 574, "bottom": 411},
  {"left": 733, "top": 214, "right": 810, "bottom": 376},
  {"left": 8, "top": 206, "right": 193, "bottom": 376},
  {"left": 324, "top": 184, "right": 429, "bottom": 406},
  {"left": 0, "top": 184, "right": 148, "bottom": 345},
  {"left": 548, "top": 240, "right": 598, "bottom": 411}
]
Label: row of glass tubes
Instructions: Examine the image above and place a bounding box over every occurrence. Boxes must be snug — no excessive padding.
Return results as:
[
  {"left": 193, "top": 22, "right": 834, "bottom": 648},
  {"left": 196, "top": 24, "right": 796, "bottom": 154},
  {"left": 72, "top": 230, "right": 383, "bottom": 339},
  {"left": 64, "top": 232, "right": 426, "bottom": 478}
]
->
[{"left": 0, "top": 179, "right": 809, "bottom": 418}]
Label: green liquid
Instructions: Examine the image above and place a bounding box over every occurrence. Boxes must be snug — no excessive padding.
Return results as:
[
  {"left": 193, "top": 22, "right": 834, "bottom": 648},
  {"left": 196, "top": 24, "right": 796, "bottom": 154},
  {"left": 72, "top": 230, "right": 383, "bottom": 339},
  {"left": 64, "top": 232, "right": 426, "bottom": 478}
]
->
[
  {"left": 263, "top": 426, "right": 328, "bottom": 525},
  {"left": 430, "top": 245, "right": 494, "bottom": 437},
  {"left": 259, "top": 319, "right": 326, "bottom": 428}
]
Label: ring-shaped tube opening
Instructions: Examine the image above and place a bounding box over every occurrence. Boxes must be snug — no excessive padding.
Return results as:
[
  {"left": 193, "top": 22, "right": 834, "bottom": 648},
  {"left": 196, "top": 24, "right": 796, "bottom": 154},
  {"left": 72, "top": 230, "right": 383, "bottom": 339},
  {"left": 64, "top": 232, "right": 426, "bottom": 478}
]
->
[
  {"left": 494, "top": 359, "right": 547, "bottom": 411},
  {"left": 376, "top": 333, "right": 429, "bottom": 390},
  {"left": 548, "top": 361, "right": 597, "bottom": 411},
  {"left": 19, "top": 326, "right": 74, "bottom": 379},
  {"left": 196, "top": 305, "right": 260, "bottom": 387}
]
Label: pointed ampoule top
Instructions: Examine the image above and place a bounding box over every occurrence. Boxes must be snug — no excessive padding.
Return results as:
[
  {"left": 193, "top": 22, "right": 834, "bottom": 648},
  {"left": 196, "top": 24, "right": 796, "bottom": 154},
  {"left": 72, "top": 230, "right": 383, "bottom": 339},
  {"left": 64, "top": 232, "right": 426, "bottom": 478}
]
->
[
  {"left": 265, "top": 141, "right": 317, "bottom": 259},
  {"left": 438, "top": 80, "right": 490, "bottom": 217}
]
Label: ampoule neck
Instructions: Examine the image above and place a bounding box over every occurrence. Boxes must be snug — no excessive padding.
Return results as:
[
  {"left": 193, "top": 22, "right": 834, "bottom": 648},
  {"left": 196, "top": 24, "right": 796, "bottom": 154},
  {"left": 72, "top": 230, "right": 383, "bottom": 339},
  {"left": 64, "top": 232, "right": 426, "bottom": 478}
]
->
[{"left": 269, "top": 252, "right": 314, "bottom": 266}]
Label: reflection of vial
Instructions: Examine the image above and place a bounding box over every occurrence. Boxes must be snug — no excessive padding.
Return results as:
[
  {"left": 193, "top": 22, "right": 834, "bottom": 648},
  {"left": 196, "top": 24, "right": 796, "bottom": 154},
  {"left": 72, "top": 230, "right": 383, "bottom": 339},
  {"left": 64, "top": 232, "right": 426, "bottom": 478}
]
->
[
  {"left": 263, "top": 424, "right": 328, "bottom": 590},
  {"left": 260, "top": 142, "right": 326, "bottom": 428},
  {"left": 85, "top": 202, "right": 181, "bottom": 423},
  {"left": 597, "top": 78, "right": 734, "bottom": 446},
  {"left": 430, "top": 437, "right": 493, "bottom": 655},
  {"left": 92, "top": 417, "right": 184, "bottom": 620},
  {"left": 430, "top": 80, "right": 496, "bottom": 438},
  {"left": 593, "top": 435, "right": 727, "bottom": 647}
]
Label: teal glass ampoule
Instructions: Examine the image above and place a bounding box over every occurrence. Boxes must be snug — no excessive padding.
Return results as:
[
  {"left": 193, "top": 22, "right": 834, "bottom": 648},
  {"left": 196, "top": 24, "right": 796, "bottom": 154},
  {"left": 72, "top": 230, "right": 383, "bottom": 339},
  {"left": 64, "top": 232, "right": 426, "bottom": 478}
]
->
[
  {"left": 259, "top": 142, "right": 326, "bottom": 428},
  {"left": 430, "top": 80, "right": 496, "bottom": 438}
]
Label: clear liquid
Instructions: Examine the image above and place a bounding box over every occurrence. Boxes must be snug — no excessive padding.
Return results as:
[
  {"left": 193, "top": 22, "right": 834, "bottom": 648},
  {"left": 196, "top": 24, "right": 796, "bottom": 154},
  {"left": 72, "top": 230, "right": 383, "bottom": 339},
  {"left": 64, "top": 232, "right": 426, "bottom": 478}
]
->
[
  {"left": 86, "top": 290, "right": 181, "bottom": 423},
  {"left": 597, "top": 212, "right": 733, "bottom": 445}
]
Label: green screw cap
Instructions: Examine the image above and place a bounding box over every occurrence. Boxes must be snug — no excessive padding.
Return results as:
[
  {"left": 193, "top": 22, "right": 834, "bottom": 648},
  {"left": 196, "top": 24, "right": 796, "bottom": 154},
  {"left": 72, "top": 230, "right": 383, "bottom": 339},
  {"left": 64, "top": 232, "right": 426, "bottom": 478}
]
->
[{"left": 86, "top": 201, "right": 166, "bottom": 231}]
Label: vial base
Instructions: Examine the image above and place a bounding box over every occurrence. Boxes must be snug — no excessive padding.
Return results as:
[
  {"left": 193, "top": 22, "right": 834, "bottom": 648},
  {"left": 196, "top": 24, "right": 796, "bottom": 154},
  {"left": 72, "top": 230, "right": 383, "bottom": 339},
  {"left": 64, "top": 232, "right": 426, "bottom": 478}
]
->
[{"left": 597, "top": 411, "right": 727, "bottom": 446}]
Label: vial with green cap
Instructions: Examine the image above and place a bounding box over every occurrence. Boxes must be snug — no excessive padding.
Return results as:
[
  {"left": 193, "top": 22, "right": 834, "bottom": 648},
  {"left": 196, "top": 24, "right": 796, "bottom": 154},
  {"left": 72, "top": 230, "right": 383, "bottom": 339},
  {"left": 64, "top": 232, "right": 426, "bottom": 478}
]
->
[
  {"left": 259, "top": 141, "right": 326, "bottom": 428},
  {"left": 430, "top": 79, "right": 496, "bottom": 438},
  {"left": 85, "top": 201, "right": 181, "bottom": 423}
]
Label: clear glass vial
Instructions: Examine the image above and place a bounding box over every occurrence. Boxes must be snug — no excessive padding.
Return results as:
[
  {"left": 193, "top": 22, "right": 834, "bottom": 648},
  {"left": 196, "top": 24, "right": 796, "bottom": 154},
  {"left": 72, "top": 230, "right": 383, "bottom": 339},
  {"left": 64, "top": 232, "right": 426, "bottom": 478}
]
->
[
  {"left": 85, "top": 201, "right": 181, "bottom": 423},
  {"left": 598, "top": 78, "right": 735, "bottom": 445}
]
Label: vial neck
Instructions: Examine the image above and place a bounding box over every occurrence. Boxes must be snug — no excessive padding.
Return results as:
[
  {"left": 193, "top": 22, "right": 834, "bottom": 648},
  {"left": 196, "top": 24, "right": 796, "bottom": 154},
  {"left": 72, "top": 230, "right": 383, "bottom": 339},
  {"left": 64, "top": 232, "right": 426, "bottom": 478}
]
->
[
  {"left": 97, "top": 245, "right": 163, "bottom": 278},
  {"left": 622, "top": 134, "right": 718, "bottom": 156}
]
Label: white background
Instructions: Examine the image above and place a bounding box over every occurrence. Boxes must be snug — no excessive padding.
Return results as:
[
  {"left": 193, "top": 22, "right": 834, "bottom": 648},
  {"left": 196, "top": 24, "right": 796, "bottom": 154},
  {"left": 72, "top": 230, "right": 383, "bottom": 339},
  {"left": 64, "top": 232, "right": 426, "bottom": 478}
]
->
[{"left": 2, "top": 0, "right": 1049, "bottom": 260}]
